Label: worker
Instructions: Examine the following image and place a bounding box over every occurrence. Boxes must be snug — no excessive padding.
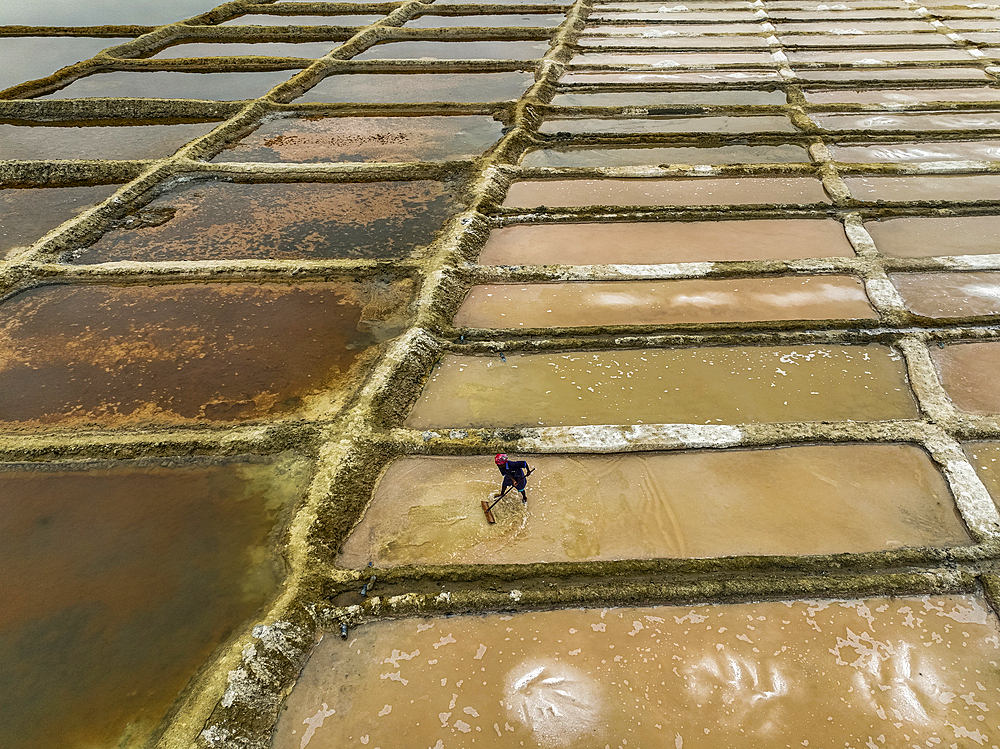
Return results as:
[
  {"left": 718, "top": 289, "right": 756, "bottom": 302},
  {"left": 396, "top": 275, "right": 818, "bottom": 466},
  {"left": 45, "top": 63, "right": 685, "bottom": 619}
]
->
[{"left": 494, "top": 453, "right": 532, "bottom": 505}]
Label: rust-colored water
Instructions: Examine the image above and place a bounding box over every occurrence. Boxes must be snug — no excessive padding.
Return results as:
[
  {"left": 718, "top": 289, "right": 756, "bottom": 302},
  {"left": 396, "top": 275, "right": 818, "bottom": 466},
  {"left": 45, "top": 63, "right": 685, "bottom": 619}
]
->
[
  {"left": 339, "top": 446, "right": 968, "bottom": 567},
  {"left": 0, "top": 122, "right": 218, "bottom": 161},
  {"left": 0, "top": 454, "right": 310, "bottom": 749},
  {"left": 0, "top": 184, "right": 120, "bottom": 256},
  {"left": 272, "top": 595, "right": 1000, "bottom": 749},
  {"left": 296, "top": 72, "right": 535, "bottom": 103},
  {"left": 865, "top": 216, "right": 1000, "bottom": 257},
  {"left": 890, "top": 272, "right": 1000, "bottom": 317},
  {"left": 0, "top": 282, "right": 405, "bottom": 426},
  {"left": 503, "top": 177, "right": 831, "bottom": 207},
  {"left": 212, "top": 115, "right": 503, "bottom": 163},
  {"left": 75, "top": 180, "right": 457, "bottom": 262},
  {"left": 454, "top": 277, "right": 874, "bottom": 328},
  {"left": 405, "top": 345, "right": 917, "bottom": 429},
  {"left": 930, "top": 341, "right": 1000, "bottom": 414},
  {"left": 479, "top": 219, "right": 855, "bottom": 264}
]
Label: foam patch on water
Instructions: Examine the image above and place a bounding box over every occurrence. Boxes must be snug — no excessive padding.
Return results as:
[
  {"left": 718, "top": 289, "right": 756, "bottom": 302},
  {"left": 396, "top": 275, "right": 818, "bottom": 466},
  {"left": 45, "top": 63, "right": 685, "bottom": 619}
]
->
[{"left": 504, "top": 660, "right": 604, "bottom": 747}]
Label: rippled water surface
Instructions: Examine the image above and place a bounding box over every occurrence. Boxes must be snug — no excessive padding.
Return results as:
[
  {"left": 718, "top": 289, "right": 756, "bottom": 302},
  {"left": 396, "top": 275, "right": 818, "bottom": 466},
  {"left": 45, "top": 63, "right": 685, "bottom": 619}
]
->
[
  {"left": 0, "top": 453, "right": 310, "bottom": 749},
  {"left": 405, "top": 345, "right": 917, "bottom": 428},
  {"left": 479, "top": 219, "right": 855, "bottom": 264},
  {"left": 273, "top": 595, "right": 1000, "bottom": 749},
  {"left": 340, "top": 447, "right": 967, "bottom": 566}
]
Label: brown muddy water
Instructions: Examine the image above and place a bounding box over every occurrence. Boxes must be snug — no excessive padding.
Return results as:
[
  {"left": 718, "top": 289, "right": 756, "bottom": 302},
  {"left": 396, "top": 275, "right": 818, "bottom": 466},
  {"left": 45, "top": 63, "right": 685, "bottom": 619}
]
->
[
  {"left": 404, "top": 345, "right": 916, "bottom": 429},
  {"left": 212, "top": 115, "right": 503, "bottom": 164},
  {"left": 0, "top": 184, "right": 120, "bottom": 256},
  {"left": 0, "top": 122, "right": 219, "bottom": 161},
  {"left": 890, "top": 272, "right": 1000, "bottom": 318},
  {"left": 405, "top": 14, "right": 567, "bottom": 28},
  {"left": 0, "top": 453, "right": 310, "bottom": 749},
  {"left": 830, "top": 140, "right": 1000, "bottom": 163},
  {"left": 844, "top": 174, "right": 1000, "bottom": 203},
  {"left": 804, "top": 86, "right": 1000, "bottom": 104},
  {"left": 503, "top": 177, "right": 831, "bottom": 207},
  {"left": 521, "top": 143, "right": 810, "bottom": 167},
  {"left": 0, "top": 37, "right": 130, "bottom": 93},
  {"left": 454, "top": 277, "right": 874, "bottom": 328},
  {"left": 814, "top": 111, "right": 1000, "bottom": 131},
  {"left": 0, "top": 281, "right": 406, "bottom": 427},
  {"left": 965, "top": 442, "right": 1000, "bottom": 510},
  {"left": 550, "top": 89, "right": 788, "bottom": 105},
  {"left": 478, "top": 219, "right": 856, "bottom": 265},
  {"left": 865, "top": 215, "right": 1000, "bottom": 258},
  {"left": 931, "top": 341, "right": 1000, "bottom": 415},
  {"left": 150, "top": 41, "right": 346, "bottom": 59},
  {"left": 295, "top": 71, "right": 535, "bottom": 104},
  {"left": 41, "top": 70, "right": 298, "bottom": 101},
  {"left": 73, "top": 179, "right": 457, "bottom": 262},
  {"left": 538, "top": 114, "right": 796, "bottom": 133},
  {"left": 339, "top": 446, "right": 967, "bottom": 567},
  {"left": 353, "top": 40, "right": 550, "bottom": 60},
  {"left": 272, "top": 595, "right": 1000, "bottom": 749}
]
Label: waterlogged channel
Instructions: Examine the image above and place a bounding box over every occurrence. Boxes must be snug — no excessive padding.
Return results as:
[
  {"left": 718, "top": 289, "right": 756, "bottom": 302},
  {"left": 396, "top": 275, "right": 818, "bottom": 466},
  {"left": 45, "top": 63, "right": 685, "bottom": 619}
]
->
[
  {"left": 272, "top": 595, "right": 1000, "bottom": 749},
  {"left": 339, "top": 446, "right": 968, "bottom": 567},
  {"left": 0, "top": 453, "right": 310, "bottom": 749},
  {"left": 454, "top": 277, "right": 874, "bottom": 328},
  {"left": 405, "top": 345, "right": 917, "bottom": 429}
]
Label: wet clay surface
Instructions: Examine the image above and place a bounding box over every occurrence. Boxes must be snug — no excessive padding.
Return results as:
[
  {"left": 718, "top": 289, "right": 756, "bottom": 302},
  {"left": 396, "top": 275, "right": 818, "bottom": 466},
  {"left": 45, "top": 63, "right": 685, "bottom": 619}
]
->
[
  {"left": 454, "top": 277, "right": 874, "bottom": 328},
  {"left": 478, "top": 219, "right": 856, "bottom": 264},
  {"left": 0, "top": 184, "right": 120, "bottom": 257},
  {"left": 42, "top": 70, "right": 297, "bottom": 101},
  {"left": 521, "top": 143, "right": 810, "bottom": 167},
  {"left": 0, "top": 122, "right": 219, "bottom": 162},
  {"left": 212, "top": 115, "right": 503, "bottom": 164},
  {"left": 273, "top": 595, "right": 1000, "bottom": 749},
  {"left": 890, "top": 271, "right": 1000, "bottom": 318},
  {"left": 0, "top": 453, "right": 310, "bottom": 749},
  {"left": 296, "top": 72, "right": 534, "bottom": 104},
  {"left": 353, "top": 40, "right": 550, "bottom": 60},
  {"left": 75, "top": 180, "right": 457, "bottom": 262},
  {"left": 539, "top": 114, "right": 796, "bottom": 133},
  {"left": 844, "top": 174, "right": 1000, "bottom": 203},
  {"left": 503, "top": 177, "right": 831, "bottom": 207},
  {"left": 830, "top": 140, "right": 1000, "bottom": 163},
  {"left": 0, "top": 282, "right": 403, "bottom": 427},
  {"left": 931, "top": 341, "right": 1000, "bottom": 414},
  {"left": 964, "top": 441, "right": 1000, "bottom": 510},
  {"left": 405, "top": 345, "right": 917, "bottom": 429},
  {"left": 865, "top": 215, "right": 1000, "bottom": 258},
  {"left": 0, "top": 37, "right": 129, "bottom": 93},
  {"left": 339, "top": 447, "right": 968, "bottom": 567}
]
